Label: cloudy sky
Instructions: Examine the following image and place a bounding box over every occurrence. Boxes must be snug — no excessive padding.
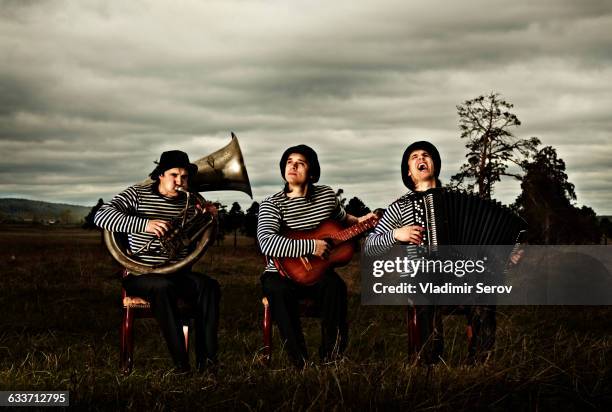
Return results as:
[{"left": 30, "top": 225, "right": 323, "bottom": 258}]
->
[{"left": 1, "top": 0, "right": 611, "bottom": 213}]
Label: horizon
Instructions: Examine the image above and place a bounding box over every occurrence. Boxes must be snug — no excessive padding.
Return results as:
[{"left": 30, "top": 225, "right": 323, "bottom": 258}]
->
[{"left": 2, "top": 194, "right": 611, "bottom": 219}]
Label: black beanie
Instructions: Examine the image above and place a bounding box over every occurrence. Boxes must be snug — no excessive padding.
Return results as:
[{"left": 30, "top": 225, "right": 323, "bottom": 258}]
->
[
  {"left": 401, "top": 141, "right": 441, "bottom": 190},
  {"left": 279, "top": 144, "right": 321, "bottom": 183}
]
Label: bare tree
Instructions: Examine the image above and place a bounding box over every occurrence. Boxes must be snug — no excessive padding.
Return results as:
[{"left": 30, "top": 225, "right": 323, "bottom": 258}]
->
[{"left": 451, "top": 92, "right": 540, "bottom": 199}]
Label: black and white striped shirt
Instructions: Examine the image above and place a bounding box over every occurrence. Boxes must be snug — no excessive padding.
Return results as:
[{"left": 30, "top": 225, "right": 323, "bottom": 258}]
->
[
  {"left": 364, "top": 189, "right": 426, "bottom": 257},
  {"left": 94, "top": 183, "right": 192, "bottom": 265},
  {"left": 257, "top": 185, "right": 347, "bottom": 273}
]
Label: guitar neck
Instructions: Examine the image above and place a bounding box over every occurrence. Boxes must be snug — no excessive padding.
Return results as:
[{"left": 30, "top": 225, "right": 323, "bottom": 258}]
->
[{"left": 329, "top": 216, "right": 379, "bottom": 243}]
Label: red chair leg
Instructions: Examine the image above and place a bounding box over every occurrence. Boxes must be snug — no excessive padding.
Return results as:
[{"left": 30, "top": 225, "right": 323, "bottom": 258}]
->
[
  {"left": 120, "top": 307, "right": 127, "bottom": 370},
  {"left": 466, "top": 324, "right": 474, "bottom": 354},
  {"left": 262, "top": 297, "right": 272, "bottom": 364},
  {"left": 183, "top": 324, "right": 189, "bottom": 352},
  {"left": 122, "top": 306, "right": 135, "bottom": 374},
  {"left": 407, "top": 305, "right": 421, "bottom": 354}
]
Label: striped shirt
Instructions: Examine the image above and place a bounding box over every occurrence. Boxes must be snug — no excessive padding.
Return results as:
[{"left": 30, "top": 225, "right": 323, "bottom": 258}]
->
[
  {"left": 257, "top": 185, "right": 347, "bottom": 273},
  {"left": 94, "top": 183, "right": 192, "bottom": 265},
  {"left": 364, "top": 189, "right": 426, "bottom": 259}
]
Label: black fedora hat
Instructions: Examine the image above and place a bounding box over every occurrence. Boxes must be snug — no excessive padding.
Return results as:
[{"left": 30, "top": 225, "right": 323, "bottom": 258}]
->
[{"left": 150, "top": 150, "right": 198, "bottom": 179}]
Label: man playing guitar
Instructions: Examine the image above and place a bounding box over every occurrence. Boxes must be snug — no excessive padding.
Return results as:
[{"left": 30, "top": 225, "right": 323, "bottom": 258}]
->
[{"left": 257, "top": 144, "right": 375, "bottom": 368}]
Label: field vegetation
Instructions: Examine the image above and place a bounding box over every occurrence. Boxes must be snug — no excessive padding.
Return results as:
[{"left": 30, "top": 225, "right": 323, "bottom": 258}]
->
[{"left": 0, "top": 225, "right": 610, "bottom": 410}]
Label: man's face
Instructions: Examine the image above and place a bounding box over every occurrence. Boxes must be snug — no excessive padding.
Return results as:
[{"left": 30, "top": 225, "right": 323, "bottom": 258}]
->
[
  {"left": 284, "top": 153, "right": 310, "bottom": 186},
  {"left": 158, "top": 167, "right": 189, "bottom": 197},
  {"left": 407, "top": 149, "right": 435, "bottom": 183}
]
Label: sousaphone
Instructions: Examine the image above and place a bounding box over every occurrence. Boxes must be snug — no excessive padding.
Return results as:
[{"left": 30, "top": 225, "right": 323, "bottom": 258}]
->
[{"left": 104, "top": 132, "right": 252, "bottom": 275}]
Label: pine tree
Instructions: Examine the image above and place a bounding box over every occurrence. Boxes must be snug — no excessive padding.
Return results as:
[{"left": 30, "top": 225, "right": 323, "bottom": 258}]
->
[
  {"left": 345, "top": 197, "right": 370, "bottom": 218},
  {"left": 82, "top": 198, "right": 104, "bottom": 229},
  {"left": 244, "top": 201, "right": 260, "bottom": 239},
  {"left": 227, "top": 202, "right": 245, "bottom": 249},
  {"left": 513, "top": 146, "right": 600, "bottom": 244},
  {"left": 451, "top": 92, "right": 540, "bottom": 199}
]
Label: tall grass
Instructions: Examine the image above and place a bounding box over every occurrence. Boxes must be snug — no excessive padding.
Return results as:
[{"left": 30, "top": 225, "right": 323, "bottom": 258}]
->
[{"left": 0, "top": 225, "right": 610, "bottom": 410}]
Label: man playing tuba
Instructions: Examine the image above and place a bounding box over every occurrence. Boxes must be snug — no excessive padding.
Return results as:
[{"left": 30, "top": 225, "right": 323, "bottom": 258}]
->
[{"left": 95, "top": 150, "right": 220, "bottom": 373}]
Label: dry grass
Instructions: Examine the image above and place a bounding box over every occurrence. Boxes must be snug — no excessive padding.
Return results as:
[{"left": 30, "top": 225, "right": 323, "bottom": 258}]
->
[{"left": 0, "top": 224, "right": 610, "bottom": 410}]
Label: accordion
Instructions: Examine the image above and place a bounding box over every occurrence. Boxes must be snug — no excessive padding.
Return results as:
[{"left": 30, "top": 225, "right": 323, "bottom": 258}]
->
[{"left": 414, "top": 188, "right": 526, "bottom": 250}]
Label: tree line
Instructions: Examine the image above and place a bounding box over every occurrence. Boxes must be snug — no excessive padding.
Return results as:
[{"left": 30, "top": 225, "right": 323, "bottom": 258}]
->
[{"left": 212, "top": 193, "right": 372, "bottom": 248}]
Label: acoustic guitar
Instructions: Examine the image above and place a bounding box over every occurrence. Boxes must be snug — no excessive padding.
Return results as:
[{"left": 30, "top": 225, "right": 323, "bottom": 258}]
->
[{"left": 272, "top": 213, "right": 381, "bottom": 285}]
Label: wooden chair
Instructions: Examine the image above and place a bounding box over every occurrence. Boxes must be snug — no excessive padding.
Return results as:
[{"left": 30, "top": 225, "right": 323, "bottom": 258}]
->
[
  {"left": 261, "top": 296, "right": 319, "bottom": 364},
  {"left": 119, "top": 269, "right": 192, "bottom": 374}
]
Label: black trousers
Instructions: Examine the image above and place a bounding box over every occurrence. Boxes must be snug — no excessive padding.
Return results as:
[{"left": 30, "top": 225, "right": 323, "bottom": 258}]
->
[
  {"left": 415, "top": 305, "right": 496, "bottom": 364},
  {"left": 261, "top": 271, "right": 348, "bottom": 365},
  {"left": 122, "top": 271, "right": 220, "bottom": 367}
]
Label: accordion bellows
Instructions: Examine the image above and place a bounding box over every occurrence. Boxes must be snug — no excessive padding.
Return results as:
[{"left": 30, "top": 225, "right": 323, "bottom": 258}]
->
[{"left": 417, "top": 188, "right": 526, "bottom": 246}]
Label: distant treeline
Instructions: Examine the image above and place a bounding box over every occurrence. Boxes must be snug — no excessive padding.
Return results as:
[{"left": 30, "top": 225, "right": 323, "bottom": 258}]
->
[
  {"left": 0, "top": 198, "right": 89, "bottom": 225},
  {"left": 211, "top": 190, "right": 372, "bottom": 247},
  {"left": 210, "top": 185, "right": 612, "bottom": 246},
  {"left": 5, "top": 181, "right": 611, "bottom": 245}
]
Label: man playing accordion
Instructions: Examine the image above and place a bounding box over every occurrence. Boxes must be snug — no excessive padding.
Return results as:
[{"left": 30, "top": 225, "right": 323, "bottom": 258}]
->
[{"left": 365, "top": 141, "right": 496, "bottom": 364}]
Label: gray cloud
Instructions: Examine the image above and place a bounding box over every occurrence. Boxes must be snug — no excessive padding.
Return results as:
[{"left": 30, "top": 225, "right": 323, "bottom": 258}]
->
[{"left": 0, "top": 0, "right": 611, "bottom": 213}]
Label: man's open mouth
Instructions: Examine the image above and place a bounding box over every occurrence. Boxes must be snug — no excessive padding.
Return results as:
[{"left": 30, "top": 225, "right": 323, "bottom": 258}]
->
[{"left": 418, "top": 163, "right": 428, "bottom": 171}]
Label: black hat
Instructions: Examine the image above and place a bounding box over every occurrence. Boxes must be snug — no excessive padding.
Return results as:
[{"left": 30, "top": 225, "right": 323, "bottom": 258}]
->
[
  {"left": 401, "top": 141, "right": 441, "bottom": 190},
  {"left": 279, "top": 144, "right": 320, "bottom": 183},
  {"left": 150, "top": 150, "right": 198, "bottom": 179}
]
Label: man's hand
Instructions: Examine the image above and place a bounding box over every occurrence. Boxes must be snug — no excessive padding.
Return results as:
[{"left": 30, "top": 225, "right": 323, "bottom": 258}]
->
[
  {"left": 146, "top": 219, "right": 171, "bottom": 237},
  {"left": 509, "top": 248, "right": 524, "bottom": 265},
  {"left": 195, "top": 200, "right": 218, "bottom": 217},
  {"left": 312, "top": 239, "right": 331, "bottom": 259},
  {"left": 346, "top": 212, "right": 377, "bottom": 225},
  {"left": 393, "top": 225, "right": 425, "bottom": 245},
  {"left": 204, "top": 201, "right": 218, "bottom": 216}
]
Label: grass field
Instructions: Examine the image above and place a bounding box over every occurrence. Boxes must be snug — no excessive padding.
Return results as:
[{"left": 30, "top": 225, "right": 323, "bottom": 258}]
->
[{"left": 0, "top": 225, "right": 610, "bottom": 410}]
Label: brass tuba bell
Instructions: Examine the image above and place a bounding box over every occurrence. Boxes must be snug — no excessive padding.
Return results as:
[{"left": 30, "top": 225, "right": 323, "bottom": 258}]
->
[
  {"left": 189, "top": 132, "right": 252, "bottom": 197},
  {"left": 104, "top": 132, "right": 252, "bottom": 275}
]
